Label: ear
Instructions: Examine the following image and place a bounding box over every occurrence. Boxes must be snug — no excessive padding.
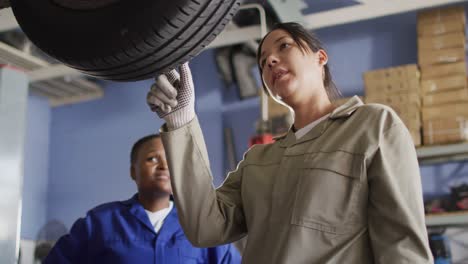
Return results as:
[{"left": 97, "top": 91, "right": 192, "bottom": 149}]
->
[
  {"left": 318, "top": 49, "right": 328, "bottom": 66},
  {"left": 130, "top": 164, "right": 136, "bottom": 181}
]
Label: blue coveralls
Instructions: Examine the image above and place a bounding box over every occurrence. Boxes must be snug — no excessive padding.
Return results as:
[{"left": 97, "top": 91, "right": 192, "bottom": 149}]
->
[{"left": 44, "top": 195, "right": 241, "bottom": 263}]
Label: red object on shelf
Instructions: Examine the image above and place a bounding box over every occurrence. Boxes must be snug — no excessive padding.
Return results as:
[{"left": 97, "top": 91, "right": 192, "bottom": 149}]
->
[{"left": 249, "top": 133, "right": 274, "bottom": 147}]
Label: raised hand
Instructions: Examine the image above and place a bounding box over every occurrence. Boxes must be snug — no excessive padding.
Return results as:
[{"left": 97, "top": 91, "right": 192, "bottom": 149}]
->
[{"left": 147, "top": 62, "right": 195, "bottom": 129}]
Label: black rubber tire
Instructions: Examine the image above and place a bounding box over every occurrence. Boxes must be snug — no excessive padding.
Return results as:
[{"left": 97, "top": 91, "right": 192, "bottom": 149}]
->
[{"left": 10, "top": 0, "right": 243, "bottom": 81}]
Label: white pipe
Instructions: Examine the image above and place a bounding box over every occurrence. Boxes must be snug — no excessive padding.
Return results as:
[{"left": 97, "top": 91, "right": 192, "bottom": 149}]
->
[{"left": 238, "top": 3, "right": 269, "bottom": 123}]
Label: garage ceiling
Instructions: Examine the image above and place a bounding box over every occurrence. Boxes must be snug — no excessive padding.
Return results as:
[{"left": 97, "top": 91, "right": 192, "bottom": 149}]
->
[{"left": 0, "top": 0, "right": 467, "bottom": 106}]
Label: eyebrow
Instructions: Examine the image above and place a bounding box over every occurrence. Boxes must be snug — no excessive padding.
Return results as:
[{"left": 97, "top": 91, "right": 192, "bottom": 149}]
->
[{"left": 260, "top": 36, "right": 289, "bottom": 60}]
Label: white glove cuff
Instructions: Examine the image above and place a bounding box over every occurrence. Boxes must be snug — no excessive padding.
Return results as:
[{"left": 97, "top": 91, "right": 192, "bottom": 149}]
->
[{"left": 164, "top": 106, "right": 195, "bottom": 130}]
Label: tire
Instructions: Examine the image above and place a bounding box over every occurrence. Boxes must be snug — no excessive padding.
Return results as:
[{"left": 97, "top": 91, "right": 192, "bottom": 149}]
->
[{"left": 10, "top": 0, "right": 243, "bottom": 81}]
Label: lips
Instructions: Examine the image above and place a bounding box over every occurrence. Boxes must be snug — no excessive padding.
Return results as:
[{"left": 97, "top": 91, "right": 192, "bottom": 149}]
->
[
  {"left": 272, "top": 68, "right": 289, "bottom": 86},
  {"left": 154, "top": 173, "right": 170, "bottom": 180}
]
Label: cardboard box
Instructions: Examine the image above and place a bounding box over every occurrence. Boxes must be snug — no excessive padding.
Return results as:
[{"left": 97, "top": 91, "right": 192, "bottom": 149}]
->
[
  {"left": 364, "top": 65, "right": 420, "bottom": 99},
  {"left": 389, "top": 104, "right": 421, "bottom": 121},
  {"left": 422, "top": 102, "right": 468, "bottom": 120},
  {"left": 423, "top": 116, "right": 468, "bottom": 145},
  {"left": 365, "top": 73, "right": 420, "bottom": 92},
  {"left": 397, "top": 106, "right": 421, "bottom": 118},
  {"left": 395, "top": 117, "right": 422, "bottom": 130},
  {"left": 364, "top": 64, "right": 419, "bottom": 82},
  {"left": 410, "top": 130, "right": 422, "bottom": 147},
  {"left": 418, "top": 32, "right": 466, "bottom": 50},
  {"left": 365, "top": 79, "right": 420, "bottom": 96},
  {"left": 417, "top": 19, "right": 465, "bottom": 36},
  {"left": 418, "top": 47, "right": 465, "bottom": 66},
  {"left": 420, "top": 62, "right": 467, "bottom": 80},
  {"left": 421, "top": 75, "right": 467, "bottom": 94},
  {"left": 405, "top": 119, "right": 422, "bottom": 131},
  {"left": 364, "top": 64, "right": 423, "bottom": 139},
  {"left": 399, "top": 117, "right": 421, "bottom": 131},
  {"left": 423, "top": 88, "right": 468, "bottom": 106},
  {"left": 366, "top": 92, "right": 421, "bottom": 107},
  {"left": 418, "top": 6, "right": 465, "bottom": 25}
]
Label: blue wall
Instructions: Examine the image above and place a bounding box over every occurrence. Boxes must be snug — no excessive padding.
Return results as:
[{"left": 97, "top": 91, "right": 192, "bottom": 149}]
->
[
  {"left": 190, "top": 51, "right": 226, "bottom": 186},
  {"left": 316, "top": 12, "right": 418, "bottom": 96},
  {"left": 47, "top": 78, "right": 160, "bottom": 227},
  {"left": 21, "top": 94, "right": 51, "bottom": 240}
]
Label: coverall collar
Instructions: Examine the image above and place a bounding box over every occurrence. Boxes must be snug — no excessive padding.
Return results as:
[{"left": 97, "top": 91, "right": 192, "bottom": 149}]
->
[
  {"left": 329, "top": 95, "right": 364, "bottom": 119},
  {"left": 279, "top": 96, "right": 363, "bottom": 148},
  {"left": 123, "top": 194, "right": 180, "bottom": 240}
]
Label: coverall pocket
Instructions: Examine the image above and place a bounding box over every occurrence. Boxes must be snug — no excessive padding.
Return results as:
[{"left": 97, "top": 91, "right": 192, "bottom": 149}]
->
[{"left": 291, "top": 151, "right": 363, "bottom": 234}]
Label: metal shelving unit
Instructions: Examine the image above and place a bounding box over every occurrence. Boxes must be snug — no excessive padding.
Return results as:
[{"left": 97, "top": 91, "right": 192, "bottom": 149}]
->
[
  {"left": 417, "top": 142, "right": 468, "bottom": 165},
  {"left": 426, "top": 212, "right": 468, "bottom": 227},
  {"left": 418, "top": 143, "right": 468, "bottom": 226}
]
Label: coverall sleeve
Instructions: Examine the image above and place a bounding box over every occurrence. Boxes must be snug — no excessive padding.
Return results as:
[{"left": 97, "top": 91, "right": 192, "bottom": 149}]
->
[
  {"left": 367, "top": 122, "right": 433, "bottom": 263},
  {"left": 161, "top": 116, "right": 247, "bottom": 247},
  {"left": 43, "top": 215, "right": 93, "bottom": 264}
]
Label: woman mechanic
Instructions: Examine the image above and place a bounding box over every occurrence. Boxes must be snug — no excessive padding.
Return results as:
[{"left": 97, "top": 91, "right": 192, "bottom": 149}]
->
[{"left": 146, "top": 22, "right": 433, "bottom": 263}]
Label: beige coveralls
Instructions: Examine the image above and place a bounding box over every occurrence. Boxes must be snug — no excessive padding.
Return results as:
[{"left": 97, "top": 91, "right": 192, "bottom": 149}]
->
[{"left": 161, "top": 96, "right": 433, "bottom": 264}]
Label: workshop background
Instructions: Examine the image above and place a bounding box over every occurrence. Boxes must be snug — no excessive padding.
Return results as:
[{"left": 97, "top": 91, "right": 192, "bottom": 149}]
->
[{"left": 1, "top": 0, "right": 468, "bottom": 263}]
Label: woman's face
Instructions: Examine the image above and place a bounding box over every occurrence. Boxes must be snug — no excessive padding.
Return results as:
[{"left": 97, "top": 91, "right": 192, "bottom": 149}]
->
[{"left": 259, "top": 29, "right": 327, "bottom": 105}]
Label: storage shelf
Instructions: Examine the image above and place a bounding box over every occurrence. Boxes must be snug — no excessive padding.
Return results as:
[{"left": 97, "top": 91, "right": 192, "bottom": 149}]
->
[
  {"left": 417, "top": 142, "right": 468, "bottom": 165},
  {"left": 419, "top": 143, "right": 468, "bottom": 227},
  {"left": 426, "top": 212, "right": 468, "bottom": 227}
]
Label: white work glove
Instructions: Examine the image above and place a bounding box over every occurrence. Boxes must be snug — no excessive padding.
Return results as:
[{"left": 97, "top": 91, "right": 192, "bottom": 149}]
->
[{"left": 147, "top": 63, "right": 195, "bottom": 129}]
